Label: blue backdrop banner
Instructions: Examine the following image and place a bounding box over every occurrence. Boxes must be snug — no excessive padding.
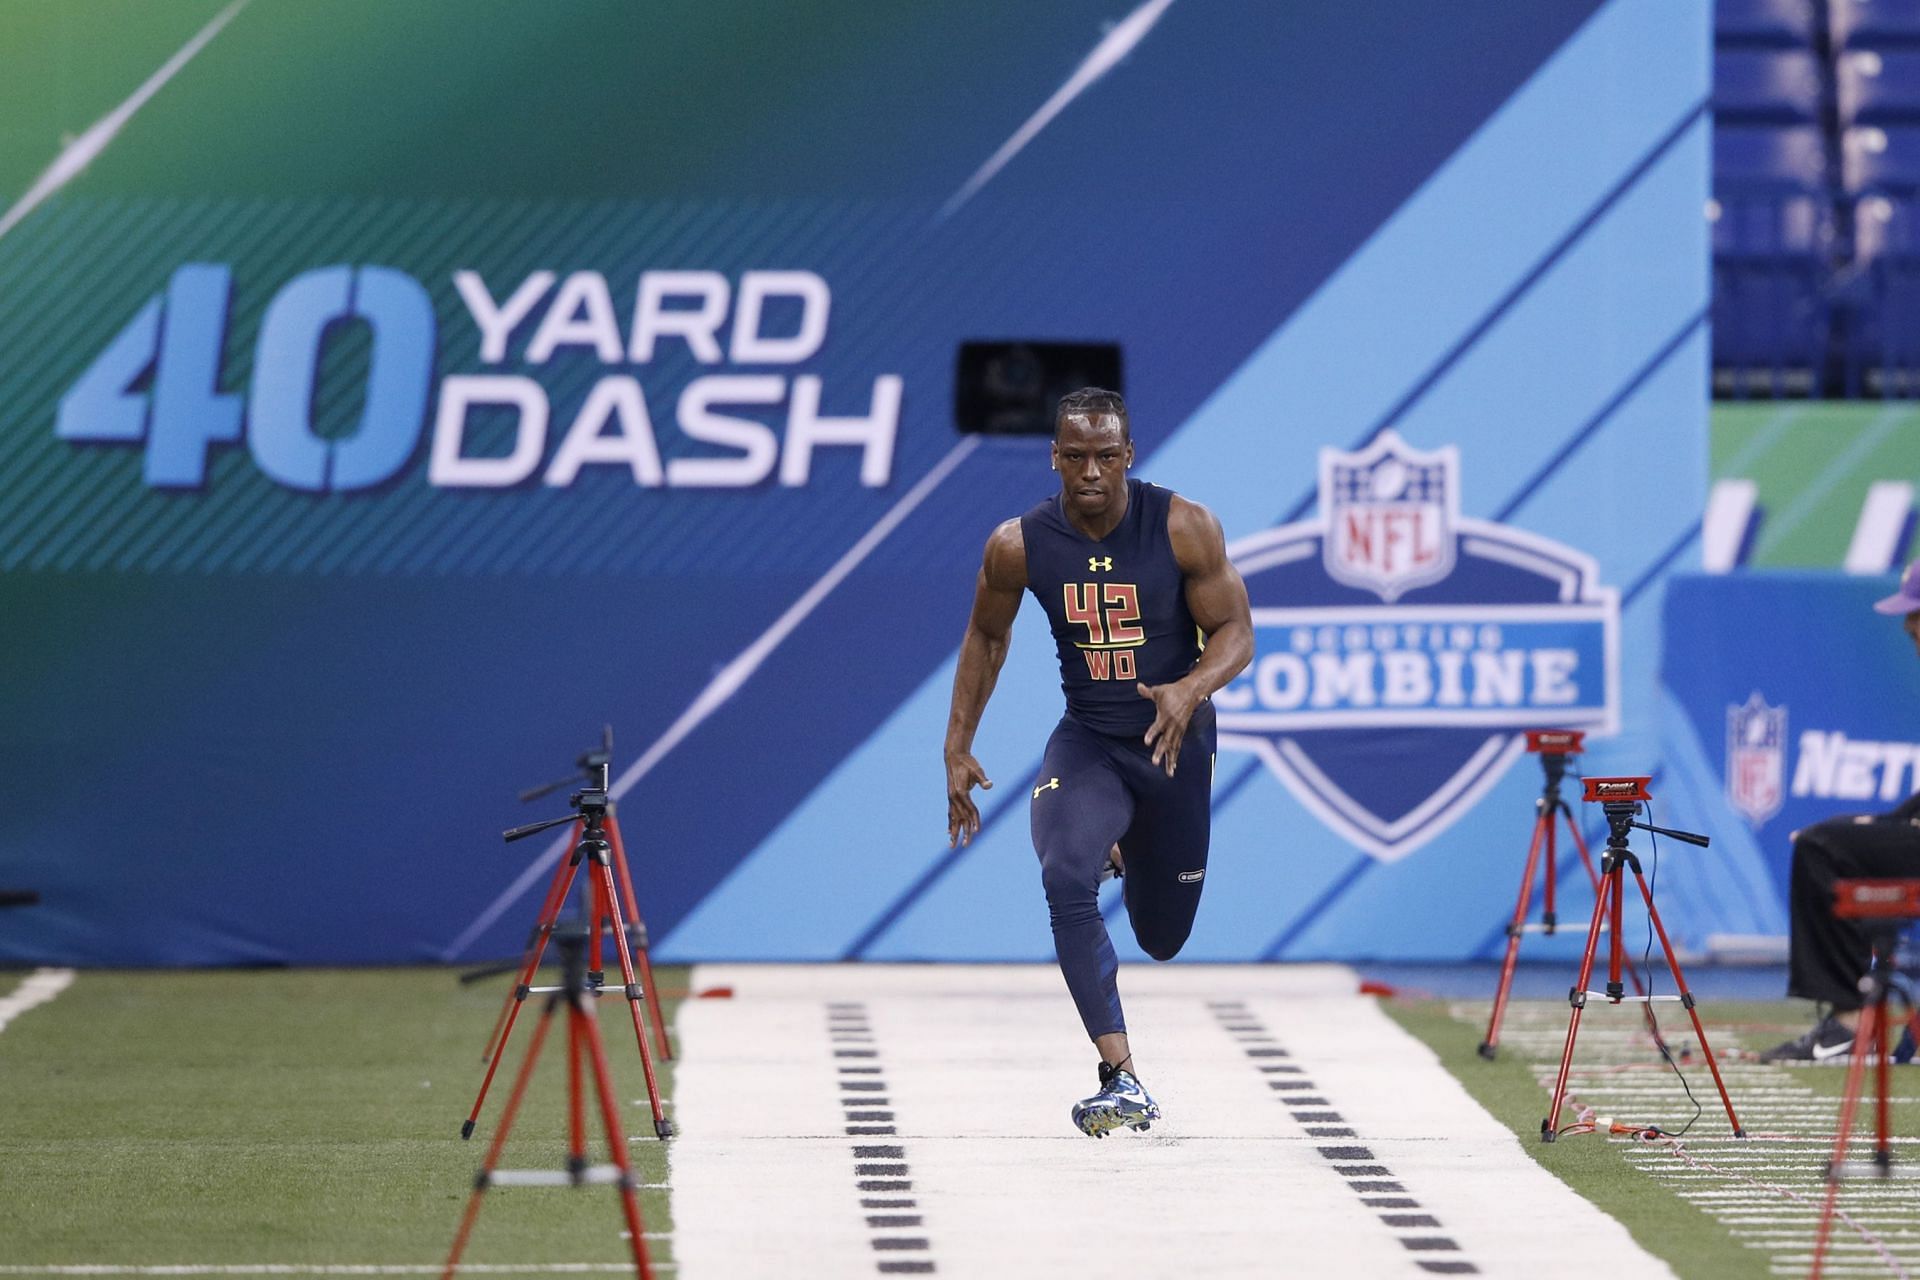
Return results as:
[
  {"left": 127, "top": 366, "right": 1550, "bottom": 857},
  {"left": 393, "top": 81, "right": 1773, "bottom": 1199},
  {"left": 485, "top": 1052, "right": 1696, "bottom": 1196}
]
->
[{"left": 0, "top": 0, "right": 1716, "bottom": 965}]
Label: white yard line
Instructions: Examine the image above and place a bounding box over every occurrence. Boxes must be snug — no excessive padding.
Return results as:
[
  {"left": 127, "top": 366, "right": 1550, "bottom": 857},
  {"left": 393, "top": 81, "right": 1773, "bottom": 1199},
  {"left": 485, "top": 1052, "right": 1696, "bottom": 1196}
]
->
[
  {"left": 0, "top": 967, "right": 75, "bottom": 1032},
  {"left": 0, "top": 1268, "right": 673, "bottom": 1276},
  {"left": 1454, "top": 997, "right": 1920, "bottom": 1278},
  {"left": 671, "top": 965, "right": 1676, "bottom": 1280}
]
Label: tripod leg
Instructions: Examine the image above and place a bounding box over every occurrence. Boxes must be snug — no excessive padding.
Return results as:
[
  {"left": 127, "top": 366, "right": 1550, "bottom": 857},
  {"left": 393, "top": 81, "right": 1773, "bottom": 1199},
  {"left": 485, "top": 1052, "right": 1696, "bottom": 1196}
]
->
[
  {"left": 466, "top": 837, "right": 588, "bottom": 1138},
  {"left": 607, "top": 815, "right": 674, "bottom": 1061},
  {"left": 445, "top": 994, "right": 563, "bottom": 1279},
  {"left": 1811, "top": 1003, "right": 1879, "bottom": 1280},
  {"left": 1629, "top": 869, "right": 1744, "bottom": 1137},
  {"left": 589, "top": 867, "right": 608, "bottom": 987},
  {"left": 1873, "top": 989, "right": 1893, "bottom": 1170},
  {"left": 1543, "top": 806, "right": 1558, "bottom": 930},
  {"left": 1482, "top": 813, "right": 1549, "bottom": 1059},
  {"left": 595, "top": 856, "right": 673, "bottom": 1139},
  {"left": 1556, "top": 805, "right": 1648, "bottom": 999},
  {"left": 481, "top": 819, "right": 585, "bottom": 1064},
  {"left": 576, "top": 997, "right": 655, "bottom": 1280},
  {"left": 568, "top": 997, "right": 588, "bottom": 1180},
  {"left": 1543, "top": 868, "right": 1613, "bottom": 1141}
]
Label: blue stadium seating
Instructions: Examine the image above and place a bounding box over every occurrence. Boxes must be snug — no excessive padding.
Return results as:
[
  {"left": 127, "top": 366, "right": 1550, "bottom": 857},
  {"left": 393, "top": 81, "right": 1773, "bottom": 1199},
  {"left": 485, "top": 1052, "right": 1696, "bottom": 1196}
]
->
[
  {"left": 1838, "top": 49, "right": 1920, "bottom": 121},
  {"left": 1709, "top": 2, "right": 1920, "bottom": 394},
  {"left": 1843, "top": 123, "right": 1920, "bottom": 189},
  {"left": 1715, "top": 49, "right": 1826, "bottom": 122},
  {"left": 1844, "top": 196, "right": 1920, "bottom": 392},
  {"left": 1833, "top": 0, "right": 1920, "bottom": 48},
  {"left": 1712, "top": 122, "right": 1833, "bottom": 395},
  {"left": 1717, "top": 0, "right": 1818, "bottom": 46},
  {"left": 1715, "top": 124, "right": 1830, "bottom": 186}
]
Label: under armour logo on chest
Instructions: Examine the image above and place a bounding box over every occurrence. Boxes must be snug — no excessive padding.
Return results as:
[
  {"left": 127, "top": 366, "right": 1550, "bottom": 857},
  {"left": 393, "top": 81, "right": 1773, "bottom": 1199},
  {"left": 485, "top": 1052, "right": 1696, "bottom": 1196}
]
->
[{"left": 1089, "top": 556, "right": 1113, "bottom": 571}]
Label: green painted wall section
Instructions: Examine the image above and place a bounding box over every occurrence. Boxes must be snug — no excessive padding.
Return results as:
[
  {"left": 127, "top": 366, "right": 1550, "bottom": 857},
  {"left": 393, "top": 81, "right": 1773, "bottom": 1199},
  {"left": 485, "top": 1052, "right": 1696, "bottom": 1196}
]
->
[{"left": 1711, "top": 401, "right": 1920, "bottom": 568}]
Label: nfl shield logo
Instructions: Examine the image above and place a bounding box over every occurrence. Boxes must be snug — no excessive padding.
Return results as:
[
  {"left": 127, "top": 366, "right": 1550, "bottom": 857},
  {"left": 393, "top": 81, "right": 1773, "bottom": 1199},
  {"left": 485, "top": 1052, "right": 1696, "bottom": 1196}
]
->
[
  {"left": 1726, "top": 692, "right": 1787, "bottom": 827},
  {"left": 1322, "top": 431, "right": 1458, "bottom": 602}
]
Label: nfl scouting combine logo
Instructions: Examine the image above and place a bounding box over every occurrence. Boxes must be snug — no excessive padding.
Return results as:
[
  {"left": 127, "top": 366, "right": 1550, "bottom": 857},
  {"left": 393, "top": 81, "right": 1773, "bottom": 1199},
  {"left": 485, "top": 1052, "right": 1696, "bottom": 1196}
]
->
[
  {"left": 1215, "top": 431, "right": 1620, "bottom": 860},
  {"left": 1726, "top": 692, "right": 1787, "bottom": 827}
]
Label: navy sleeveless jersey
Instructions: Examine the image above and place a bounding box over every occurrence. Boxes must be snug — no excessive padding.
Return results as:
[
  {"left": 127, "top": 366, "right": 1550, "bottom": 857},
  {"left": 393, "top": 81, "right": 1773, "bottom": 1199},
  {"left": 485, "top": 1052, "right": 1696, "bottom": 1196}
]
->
[{"left": 1021, "top": 479, "right": 1201, "bottom": 736}]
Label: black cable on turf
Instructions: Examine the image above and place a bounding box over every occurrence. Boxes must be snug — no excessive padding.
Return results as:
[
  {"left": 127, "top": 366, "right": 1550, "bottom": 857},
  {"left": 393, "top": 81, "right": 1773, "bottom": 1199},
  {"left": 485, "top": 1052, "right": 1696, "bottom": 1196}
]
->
[{"left": 1640, "top": 799, "right": 1702, "bottom": 1139}]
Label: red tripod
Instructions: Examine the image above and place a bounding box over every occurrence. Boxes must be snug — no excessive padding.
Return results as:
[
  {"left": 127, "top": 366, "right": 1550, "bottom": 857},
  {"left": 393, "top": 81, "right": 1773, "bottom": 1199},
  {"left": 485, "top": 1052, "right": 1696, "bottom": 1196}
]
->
[
  {"left": 1482, "top": 732, "right": 1609, "bottom": 1058},
  {"left": 476, "top": 806, "right": 674, "bottom": 1069},
  {"left": 465, "top": 761, "right": 673, "bottom": 1141},
  {"left": 1810, "top": 879, "right": 1920, "bottom": 1280},
  {"left": 1541, "top": 777, "right": 1744, "bottom": 1142},
  {"left": 479, "top": 732, "right": 673, "bottom": 1069},
  {"left": 445, "top": 923, "right": 654, "bottom": 1280}
]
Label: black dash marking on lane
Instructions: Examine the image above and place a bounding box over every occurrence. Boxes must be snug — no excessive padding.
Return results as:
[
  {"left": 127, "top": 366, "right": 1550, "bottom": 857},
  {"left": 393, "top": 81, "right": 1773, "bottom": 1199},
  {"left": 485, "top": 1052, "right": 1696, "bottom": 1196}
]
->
[
  {"left": 1210, "top": 1008, "right": 1479, "bottom": 1274},
  {"left": 831, "top": 1003, "right": 937, "bottom": 1275}
]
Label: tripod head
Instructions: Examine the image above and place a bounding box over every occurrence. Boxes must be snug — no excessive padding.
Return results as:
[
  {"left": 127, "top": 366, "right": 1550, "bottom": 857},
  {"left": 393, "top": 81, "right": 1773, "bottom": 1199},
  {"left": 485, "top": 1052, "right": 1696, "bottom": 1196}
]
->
[
  {"left": 518, "top": 725, "right": 615, "bottom": 804},
  {"left": 1526, "top": 729, "right": 1584, "bottom": 799},
  {"left": 1581, "top": 776, "right": 1711, "bottom": 849},
  {"left": 504, "top": 753, "right": 612, "bottom": 844}
]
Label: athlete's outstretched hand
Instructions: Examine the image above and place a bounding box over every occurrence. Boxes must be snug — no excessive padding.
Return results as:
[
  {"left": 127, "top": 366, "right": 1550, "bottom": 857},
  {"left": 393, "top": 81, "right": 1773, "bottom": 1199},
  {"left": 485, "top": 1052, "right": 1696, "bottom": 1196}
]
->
[
  {"left": 1138, "top": 681, "right": 1200, "bottom": 777},
  {"left": 945, "top": 750, "right": 992, "bottom": 847}
]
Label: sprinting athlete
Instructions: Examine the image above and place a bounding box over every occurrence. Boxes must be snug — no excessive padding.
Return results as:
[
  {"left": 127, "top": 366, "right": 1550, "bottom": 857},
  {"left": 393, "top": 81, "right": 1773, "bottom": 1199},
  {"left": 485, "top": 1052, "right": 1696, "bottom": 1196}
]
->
[{"left": 943, "top": 387, "right": 1252, "bottom": 1137}]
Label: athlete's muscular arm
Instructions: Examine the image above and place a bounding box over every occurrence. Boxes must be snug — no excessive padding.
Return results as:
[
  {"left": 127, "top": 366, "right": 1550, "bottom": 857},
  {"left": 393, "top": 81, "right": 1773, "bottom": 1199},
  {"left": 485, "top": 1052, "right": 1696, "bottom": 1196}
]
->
[
  {"left": 945, "top": 519, "right": 1028, "bottom": 846},
  {"left": 1139, "top": 496, "right": 1253, "bottom": 776}
]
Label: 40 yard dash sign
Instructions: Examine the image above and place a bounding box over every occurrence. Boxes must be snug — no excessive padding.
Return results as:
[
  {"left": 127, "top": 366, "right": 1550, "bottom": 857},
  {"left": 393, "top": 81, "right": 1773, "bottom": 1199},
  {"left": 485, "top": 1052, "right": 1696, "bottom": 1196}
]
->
[{"left": 1216, "top": 431, "right": 1620, "bottom": 860}]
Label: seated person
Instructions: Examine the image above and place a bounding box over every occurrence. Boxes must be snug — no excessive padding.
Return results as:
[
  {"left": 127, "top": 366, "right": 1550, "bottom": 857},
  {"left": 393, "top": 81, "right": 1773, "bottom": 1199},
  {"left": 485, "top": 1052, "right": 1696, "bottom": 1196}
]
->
[{"left": 1762, "top": 563, "right": 1920, "bottom": 1062}]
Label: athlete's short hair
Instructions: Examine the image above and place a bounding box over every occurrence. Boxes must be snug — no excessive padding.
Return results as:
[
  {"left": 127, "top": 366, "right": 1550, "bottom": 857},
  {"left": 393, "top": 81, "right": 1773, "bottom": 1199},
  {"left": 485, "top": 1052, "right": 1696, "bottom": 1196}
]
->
[{"left": 1055, "top": 387, "right": 1129, "bottom": 441}]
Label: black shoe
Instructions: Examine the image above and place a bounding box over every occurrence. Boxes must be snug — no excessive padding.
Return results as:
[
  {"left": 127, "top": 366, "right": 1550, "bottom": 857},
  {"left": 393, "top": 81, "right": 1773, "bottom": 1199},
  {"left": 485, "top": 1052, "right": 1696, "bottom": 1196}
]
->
[{"left": 1759, "top": 1013, "right": 1857, "bottom": 1063}]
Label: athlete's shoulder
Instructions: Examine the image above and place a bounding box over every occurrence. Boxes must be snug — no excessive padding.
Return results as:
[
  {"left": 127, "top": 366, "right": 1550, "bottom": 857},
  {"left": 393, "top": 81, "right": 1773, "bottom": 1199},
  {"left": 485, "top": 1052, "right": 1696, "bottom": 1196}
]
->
[
  {"left": 1165, "top": 492, "right": 1228, "bottom": 574},
  {"left": 982, "top": 516, "right": 1027, "bottom": 591}
]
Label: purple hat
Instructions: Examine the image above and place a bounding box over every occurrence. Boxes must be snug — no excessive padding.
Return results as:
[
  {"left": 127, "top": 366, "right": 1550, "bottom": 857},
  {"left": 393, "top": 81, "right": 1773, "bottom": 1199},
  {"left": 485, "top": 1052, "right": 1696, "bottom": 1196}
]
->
[{"left": 1873, "top": 559, "right": 1920, "bottom": 615}]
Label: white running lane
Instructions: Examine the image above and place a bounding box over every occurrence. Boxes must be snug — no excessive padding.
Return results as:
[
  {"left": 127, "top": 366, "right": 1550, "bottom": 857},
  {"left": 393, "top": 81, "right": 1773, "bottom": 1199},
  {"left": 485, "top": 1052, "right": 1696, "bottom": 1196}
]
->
[
  {"left": 0, "top": 967, "right": 75, "bottom": 1034},
  {"left": 669, "top": 965, "right": 1676, "bottom": 1279}
]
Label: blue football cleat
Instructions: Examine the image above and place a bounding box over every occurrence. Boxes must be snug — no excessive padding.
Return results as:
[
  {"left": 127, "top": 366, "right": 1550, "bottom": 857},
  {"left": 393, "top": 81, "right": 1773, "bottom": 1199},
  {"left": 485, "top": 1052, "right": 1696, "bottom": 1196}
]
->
[{"left": 1071, "top": 1061, "right": 1160, "bottom": 1138}]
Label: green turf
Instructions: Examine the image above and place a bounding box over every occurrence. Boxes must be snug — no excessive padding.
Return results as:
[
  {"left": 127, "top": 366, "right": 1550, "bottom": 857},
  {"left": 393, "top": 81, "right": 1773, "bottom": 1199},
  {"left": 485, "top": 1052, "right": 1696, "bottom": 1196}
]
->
[
  {"left": 1711, "top": 401, "right": 1920, "bottom": 569},
  {"left": 0, "top": 966, "right": 685, "bottom": 1270},
  {"left": 1385, "top": 994, "right": 1920, "bottom": 1280}
]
